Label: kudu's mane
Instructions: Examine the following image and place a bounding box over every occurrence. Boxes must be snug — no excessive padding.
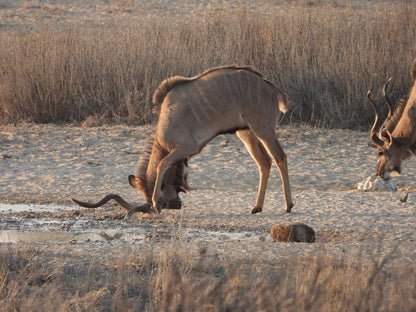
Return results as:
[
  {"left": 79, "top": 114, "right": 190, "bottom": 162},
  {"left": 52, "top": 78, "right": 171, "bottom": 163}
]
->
[
  {"left": 411, "top": 58, "right": 416, "bottom": 81},
  {"left": 384, "top": 60, "right": 416, "bottom": 134},
  {"left": 384, "top": 98, "right": 407, "bottom": 133},
  {"left": 135, "top": 135, "right": 154, "bottom": 195}
]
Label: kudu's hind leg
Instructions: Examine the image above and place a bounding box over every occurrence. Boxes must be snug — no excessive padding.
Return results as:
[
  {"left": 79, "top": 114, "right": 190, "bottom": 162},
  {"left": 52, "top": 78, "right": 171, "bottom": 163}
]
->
[
  {"left": 237, "top": 129, "right": 272, "bottom": 214},
  {"left": 252, "top": 129, "right": 293, "bottom": 213}
]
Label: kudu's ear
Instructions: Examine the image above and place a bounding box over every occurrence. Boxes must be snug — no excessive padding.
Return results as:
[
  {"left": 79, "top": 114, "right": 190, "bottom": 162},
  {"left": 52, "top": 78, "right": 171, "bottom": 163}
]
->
[
  {"left": 380, "top": 129, "right": 393, "bottom": 146},
  {"left": 128, "top": 175, "right": 139, "bottom": 189}
]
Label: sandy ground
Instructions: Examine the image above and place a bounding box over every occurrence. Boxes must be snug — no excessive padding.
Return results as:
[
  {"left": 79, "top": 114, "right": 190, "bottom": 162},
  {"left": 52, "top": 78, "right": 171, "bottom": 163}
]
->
[{"left": 1, "top": 123, "right": 415, "bottom": 264}]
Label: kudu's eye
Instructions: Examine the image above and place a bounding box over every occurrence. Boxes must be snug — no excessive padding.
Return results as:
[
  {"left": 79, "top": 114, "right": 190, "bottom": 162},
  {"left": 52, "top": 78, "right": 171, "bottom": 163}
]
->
[{"left": 378, "top": 151, "right": 384, "bottom": 156}]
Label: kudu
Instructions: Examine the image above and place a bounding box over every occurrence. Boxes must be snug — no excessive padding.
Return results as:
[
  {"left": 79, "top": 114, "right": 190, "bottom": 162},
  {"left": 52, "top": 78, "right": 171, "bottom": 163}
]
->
[
  {"left": 73, "top": 65, "right": 294, "bottom": 217},
  {"left": 367, "top": 58, "right": 416, "bottom": 180}
]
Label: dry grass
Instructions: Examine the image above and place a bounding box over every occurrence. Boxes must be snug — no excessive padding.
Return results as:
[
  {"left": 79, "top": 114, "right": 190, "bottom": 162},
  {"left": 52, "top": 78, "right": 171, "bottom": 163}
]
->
[
  {"left": 0, "top": 244, "right": 414, "bottom": 311},
  {"left": 0, "top": 2, "right": 415, "bottom": 127}
]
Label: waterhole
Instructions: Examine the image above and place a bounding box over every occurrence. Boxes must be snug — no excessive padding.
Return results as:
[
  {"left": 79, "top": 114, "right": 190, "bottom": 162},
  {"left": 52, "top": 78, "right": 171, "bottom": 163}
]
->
[{"left": 0, "top": 203, "right": 266, "bottom": 244}]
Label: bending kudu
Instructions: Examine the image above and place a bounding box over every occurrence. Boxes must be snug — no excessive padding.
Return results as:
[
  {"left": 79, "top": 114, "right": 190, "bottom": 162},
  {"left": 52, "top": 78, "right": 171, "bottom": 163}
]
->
[
  {"left": 73, "top": 65, "right": 294, "bottom": 217},
  {"left": 367, "top": 58, "right": 416, "bottom": 180}
]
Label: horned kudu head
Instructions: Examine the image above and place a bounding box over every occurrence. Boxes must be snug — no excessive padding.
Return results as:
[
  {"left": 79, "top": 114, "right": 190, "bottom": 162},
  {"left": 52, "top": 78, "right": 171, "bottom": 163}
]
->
[
  {"left": 367, "top": 77, "right": 415, "bottom": 180},
  {"left": 72, "top": 155, "right": 189, "bottom": 218},
  {"left": 128, "top": 159, "right": 189, "bottom": 211}
]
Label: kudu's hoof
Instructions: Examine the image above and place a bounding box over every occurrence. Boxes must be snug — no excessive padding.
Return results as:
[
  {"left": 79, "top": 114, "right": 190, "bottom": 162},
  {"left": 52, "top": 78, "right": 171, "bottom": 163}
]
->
[
  {"left": 286, "top": 203, "right": 294, "bottom": 213},
  {"left": 251, "top": 207, "right": 262, "bottom": 214},
  {"left": 154, "top": 203, "right": 162, "bottom": 214}
]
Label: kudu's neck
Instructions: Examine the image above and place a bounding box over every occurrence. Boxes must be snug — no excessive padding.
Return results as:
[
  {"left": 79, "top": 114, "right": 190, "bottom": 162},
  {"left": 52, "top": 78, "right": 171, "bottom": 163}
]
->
[{"left": 392, "top": 83, "right": 416, "bottom": 141}]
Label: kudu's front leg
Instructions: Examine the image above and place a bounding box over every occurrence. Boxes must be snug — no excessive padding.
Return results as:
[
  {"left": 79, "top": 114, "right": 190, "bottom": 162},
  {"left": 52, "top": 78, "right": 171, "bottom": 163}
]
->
[{"left": 152, "top": 148, "right": 194, "bottom": 213}]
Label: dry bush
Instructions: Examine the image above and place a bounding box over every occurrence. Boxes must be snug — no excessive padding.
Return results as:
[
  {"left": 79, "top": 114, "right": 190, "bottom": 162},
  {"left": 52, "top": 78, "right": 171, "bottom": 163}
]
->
[
  {"left": 0, "top": 2, "right": 415, "bottom": 127},
  {"left": 0, "top": 244, "right": 415, "bottom": 311}
]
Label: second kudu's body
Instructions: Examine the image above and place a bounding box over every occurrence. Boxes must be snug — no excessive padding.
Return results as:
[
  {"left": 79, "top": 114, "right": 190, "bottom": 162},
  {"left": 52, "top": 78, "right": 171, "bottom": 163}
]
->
[{"left": 74, "top": 66, "right": 293, "bottom": 216}]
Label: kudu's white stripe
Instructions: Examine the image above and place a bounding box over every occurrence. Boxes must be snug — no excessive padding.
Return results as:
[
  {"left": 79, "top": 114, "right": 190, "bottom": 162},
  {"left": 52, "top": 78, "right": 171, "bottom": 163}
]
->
[
  {"left": 183, "top": 87, "right": 203, "bottom": 126},
  {"left": 245, "top": 70, "right": 252, "bottom": 108},
  {"left": 224, "top": 73, "right": 239, "bottom": 112},
  {"left": 256, "top": 74, "right": 262, "bottom": 110},
  {"left": 194, "top": 80, "right": 223, "bottom": 120}
]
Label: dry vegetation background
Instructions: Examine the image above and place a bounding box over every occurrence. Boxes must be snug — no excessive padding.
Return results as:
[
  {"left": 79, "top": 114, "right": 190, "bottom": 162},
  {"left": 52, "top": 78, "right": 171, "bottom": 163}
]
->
[
  {"left": 0, "top": 0, "right": 415, "bottom": 127},
  {"left": 1, "top": 243, "right": 415, "bottom": 311},
  {"left": 1, "top": 1, "right": 416, "bottom": 311}
]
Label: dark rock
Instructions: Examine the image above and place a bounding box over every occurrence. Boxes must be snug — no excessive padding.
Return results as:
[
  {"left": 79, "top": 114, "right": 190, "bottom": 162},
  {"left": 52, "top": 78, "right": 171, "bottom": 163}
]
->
[{"left": 270, "top": 223, "right": 315, "bottom": 243}]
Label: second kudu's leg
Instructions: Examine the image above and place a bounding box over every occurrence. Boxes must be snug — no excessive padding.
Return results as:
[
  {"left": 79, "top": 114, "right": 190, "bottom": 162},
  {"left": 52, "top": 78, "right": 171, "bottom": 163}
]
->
[
  {"left": 253, "top": 129, "right": 293, "bottom": 213},
  {"left": 237, "top": 129, "right": 272, "bottom": 214}
]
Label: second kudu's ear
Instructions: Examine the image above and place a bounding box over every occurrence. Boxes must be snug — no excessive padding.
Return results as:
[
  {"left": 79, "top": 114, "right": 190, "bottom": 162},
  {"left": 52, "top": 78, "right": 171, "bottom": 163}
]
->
[{"left": 128, "top": 175, "right": 139, "bottom": 189}]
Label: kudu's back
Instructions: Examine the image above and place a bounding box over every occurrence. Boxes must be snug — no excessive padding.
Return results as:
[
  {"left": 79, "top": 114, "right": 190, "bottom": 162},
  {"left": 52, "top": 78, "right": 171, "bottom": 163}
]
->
[{"left": 153, "top": 66, "right": 291, "bottom": 150}]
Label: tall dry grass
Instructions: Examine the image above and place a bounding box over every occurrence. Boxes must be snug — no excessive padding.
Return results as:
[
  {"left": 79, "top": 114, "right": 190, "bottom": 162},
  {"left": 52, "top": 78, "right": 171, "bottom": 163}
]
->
[
  {"left": 0, "top": 244, "right": 415, "bottom": 311},
  {"left": 0, "top": 2, "right": 415, "bottom": 127}
]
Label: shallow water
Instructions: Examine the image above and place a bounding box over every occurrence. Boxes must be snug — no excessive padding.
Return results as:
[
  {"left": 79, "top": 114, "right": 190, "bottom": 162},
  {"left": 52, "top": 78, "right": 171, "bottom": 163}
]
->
[
  {"left": 0, "top": 203, "right": 266, "bottom": 244},
  {"left": 0, "top": 230, "right": 107, "bottom": 243},
  {"left": 0, "top": 203, "right": 70, "bottom": 213},
  {"left": 0, "top": 228, "right": 265, "bottom": 244}
]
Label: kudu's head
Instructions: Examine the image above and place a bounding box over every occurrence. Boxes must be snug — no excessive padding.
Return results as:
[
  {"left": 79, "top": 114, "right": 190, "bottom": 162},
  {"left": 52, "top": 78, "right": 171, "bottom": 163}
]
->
[
  {"left": 128, "top": 159, "right": 189, "bottom": 211},
  {"left": 367, "top": 78, "right": 410, "bottom": 179},
  {"left": 72, "top": 147, "right": 189, "bottom": 216}
]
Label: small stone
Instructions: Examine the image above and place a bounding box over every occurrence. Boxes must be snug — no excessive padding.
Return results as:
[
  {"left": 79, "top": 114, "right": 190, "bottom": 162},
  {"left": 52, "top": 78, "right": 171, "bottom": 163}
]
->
[
  {"left": 357, "top": 175, "right": 397, "bottom": 192},
  {"left": 220, "top": 139, "right": 229, "bottom": 147}
]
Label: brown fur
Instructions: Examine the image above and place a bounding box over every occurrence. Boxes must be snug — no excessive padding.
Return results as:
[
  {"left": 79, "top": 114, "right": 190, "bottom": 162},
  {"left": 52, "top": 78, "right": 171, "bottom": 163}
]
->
[
  {"left": 411, "top": 58, "right": 416, "bottom": 81},
  {"left": 152, "top": 76, "right": 192, "bottom": 117},
  {"left": 134, "top": 136, "right": 154, "bottom": 196},
  {"left": 152, "top": 65, "right": 275, "bottom": 118},
  {"left": 384, "top": 98, "right": 407, "bottom": 134}
]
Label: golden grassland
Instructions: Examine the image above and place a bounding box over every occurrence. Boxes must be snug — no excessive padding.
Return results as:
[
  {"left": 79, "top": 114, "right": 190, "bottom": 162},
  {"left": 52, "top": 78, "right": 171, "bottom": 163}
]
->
[
  {"left": 0, "top": 1, "right": 415, "bottom": 127},
  {"left": 1, "top": 244, "right": 415, "bottom": 311}
]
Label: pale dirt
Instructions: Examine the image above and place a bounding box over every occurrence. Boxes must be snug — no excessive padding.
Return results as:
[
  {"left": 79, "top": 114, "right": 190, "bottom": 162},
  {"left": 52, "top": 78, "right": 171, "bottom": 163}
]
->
[{"left": 1, "top": 123, "right": 415, "bottom": 265}]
